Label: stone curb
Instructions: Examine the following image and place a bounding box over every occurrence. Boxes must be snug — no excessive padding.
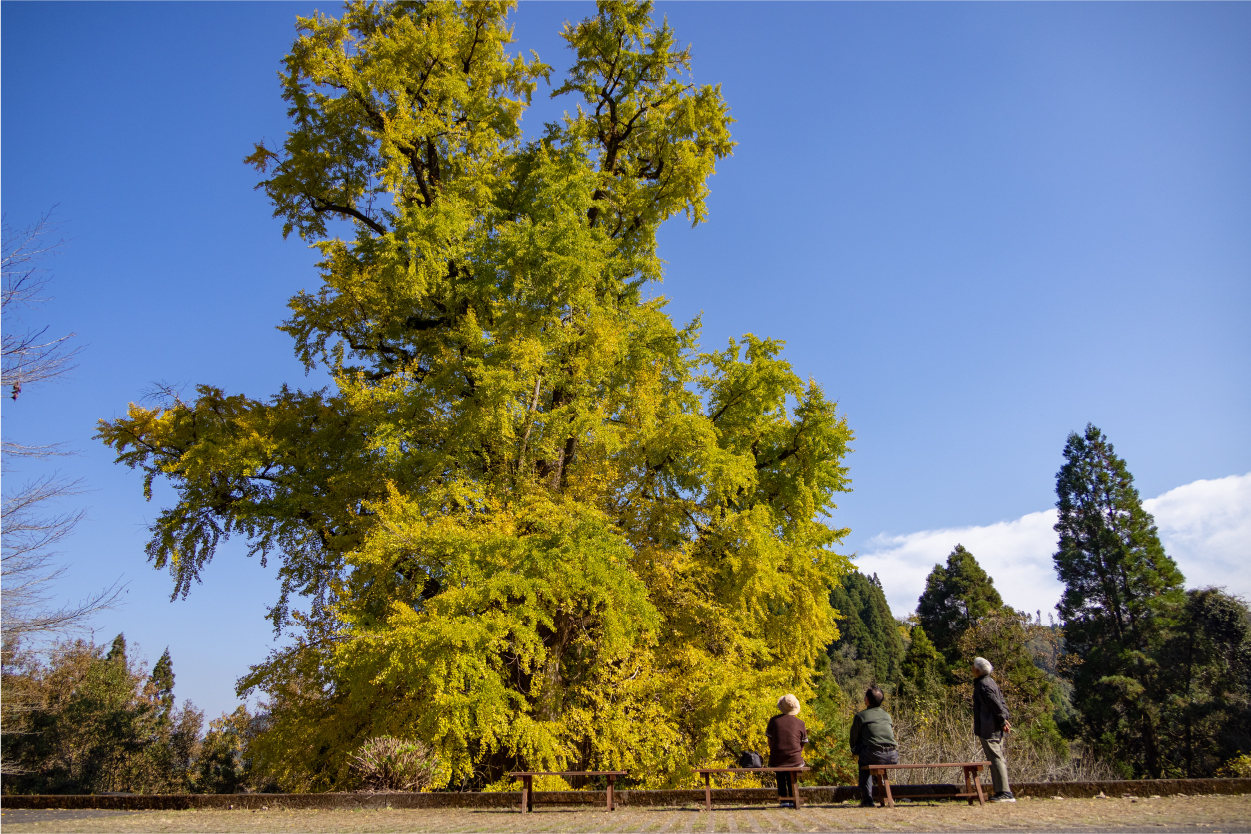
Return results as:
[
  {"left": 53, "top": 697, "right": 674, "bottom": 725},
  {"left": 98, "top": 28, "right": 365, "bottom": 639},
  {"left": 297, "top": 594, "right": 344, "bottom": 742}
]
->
[{"left": 3, "top": 778, "right": 1248, "bottom": 811}]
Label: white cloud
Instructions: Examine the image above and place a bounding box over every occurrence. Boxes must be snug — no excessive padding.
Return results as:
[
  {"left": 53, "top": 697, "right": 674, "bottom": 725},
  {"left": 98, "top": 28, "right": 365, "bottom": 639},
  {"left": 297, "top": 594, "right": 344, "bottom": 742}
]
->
[
  {"left": 856, "top": 509, "right": 1063, "bottom": 620},
  {"left": 1144, "top": 473, "right": 1251, "bottom": 596},
  {"left": 856, "top": 472, "right": 1251, "bottom": 619}
]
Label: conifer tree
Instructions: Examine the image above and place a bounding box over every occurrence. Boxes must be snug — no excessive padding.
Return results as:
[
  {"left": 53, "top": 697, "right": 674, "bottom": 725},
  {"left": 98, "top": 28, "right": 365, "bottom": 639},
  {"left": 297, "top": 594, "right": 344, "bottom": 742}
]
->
[
  {"left": 827, "top": 571, "right": 904, "bottom": 688},
  {"left": 149, "top": 648, "right": 175, "bottom": 723},
  {"left": 916, "top": 545, "right": 1003, "bottom": 668},
  {"left": 98, "top": 1, "right": 854, "bottom": 788},
  {"left": 915, "top": 547, "right": 1057, "bottom": 739},
  {"left": 1053, "top": 423, "right": 1186, "bottom": 777},
  {"left": 896, "top": 625, "right": 944, "bottom": 708},
  {"left": 105, "top": 633, "right": 126, "bottom": 664}
]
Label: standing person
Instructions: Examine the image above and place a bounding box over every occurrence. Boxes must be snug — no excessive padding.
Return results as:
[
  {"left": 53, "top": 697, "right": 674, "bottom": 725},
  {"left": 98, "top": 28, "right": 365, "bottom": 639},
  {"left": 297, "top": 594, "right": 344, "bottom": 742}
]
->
[
  {"left": 972, "top": 656, "right": 1016, "bottom": 802},
  {"left": 850, "top": 685, "right": 899, "bottom": 807},
  {"left": 766, "top": 694, "right": 808, "bottom": 809}
]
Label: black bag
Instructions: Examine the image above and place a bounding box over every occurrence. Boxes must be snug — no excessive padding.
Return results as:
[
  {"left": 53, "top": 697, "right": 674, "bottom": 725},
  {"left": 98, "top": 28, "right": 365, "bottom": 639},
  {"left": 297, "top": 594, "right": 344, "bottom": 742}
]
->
[{"left": 738, "top": 750, "right": 764, "bottom": 769}]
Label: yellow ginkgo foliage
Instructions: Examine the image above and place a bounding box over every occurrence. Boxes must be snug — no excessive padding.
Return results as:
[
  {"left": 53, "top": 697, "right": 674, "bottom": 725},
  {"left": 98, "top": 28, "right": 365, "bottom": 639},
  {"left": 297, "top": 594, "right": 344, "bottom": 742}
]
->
[{"left": 99, "top": 0, "right": 854, "bottom": 791}]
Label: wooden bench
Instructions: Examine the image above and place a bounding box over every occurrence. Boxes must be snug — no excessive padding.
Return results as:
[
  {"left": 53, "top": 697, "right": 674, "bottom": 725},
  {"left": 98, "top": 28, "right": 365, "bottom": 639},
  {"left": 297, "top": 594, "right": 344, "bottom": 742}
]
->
[
  {"left": 864, "top": 761, "right": 991, "bottom": 807},
  {"left": 695, "top": 767, "right": 811, "bottom": 810},
  {"left": 507, "top": 771, "right": 627, "bottom": 813}
]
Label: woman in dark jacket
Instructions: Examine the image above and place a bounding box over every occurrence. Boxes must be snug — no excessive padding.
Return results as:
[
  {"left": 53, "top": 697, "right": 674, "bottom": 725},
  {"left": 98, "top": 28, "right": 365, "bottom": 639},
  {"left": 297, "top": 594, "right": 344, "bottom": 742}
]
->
[{"left": 766, "top": 694, "right": 808, "bottom": 808}]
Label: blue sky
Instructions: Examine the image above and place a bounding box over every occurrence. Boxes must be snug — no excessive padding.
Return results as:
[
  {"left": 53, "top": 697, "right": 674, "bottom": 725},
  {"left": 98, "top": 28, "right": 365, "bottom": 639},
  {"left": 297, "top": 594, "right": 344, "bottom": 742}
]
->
[{"left": 4, "top": 2, "right": 1249, "bottom": 721}]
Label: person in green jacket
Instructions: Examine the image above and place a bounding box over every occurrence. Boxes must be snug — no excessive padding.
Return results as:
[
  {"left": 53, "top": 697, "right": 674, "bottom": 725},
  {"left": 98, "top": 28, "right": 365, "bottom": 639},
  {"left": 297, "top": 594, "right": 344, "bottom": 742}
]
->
[{"left": 849, "top": 685, "right": 899, "bottom": 807}]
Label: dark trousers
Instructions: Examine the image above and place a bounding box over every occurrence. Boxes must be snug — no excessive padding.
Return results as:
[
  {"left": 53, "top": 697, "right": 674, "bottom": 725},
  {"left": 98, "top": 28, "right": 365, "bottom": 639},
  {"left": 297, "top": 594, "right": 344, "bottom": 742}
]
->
[
  {"left": 857, "top": 748, "right": 899, "bottom": 805},
  {"left": 776, "top": 770, "right": 794, "bottom": 799}
]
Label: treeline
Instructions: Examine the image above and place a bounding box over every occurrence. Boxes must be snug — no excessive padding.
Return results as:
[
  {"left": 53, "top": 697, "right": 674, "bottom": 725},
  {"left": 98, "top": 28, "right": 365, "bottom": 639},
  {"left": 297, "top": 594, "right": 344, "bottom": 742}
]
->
[
  {"left": 810, "top": 425, "right": 1251, "bottom": 782},
  {"left": 1, "top": 635, "right": 262, "bottom": 795},
  {"left": 808, "top": 558, "right": 1074, "bottom": 785}
]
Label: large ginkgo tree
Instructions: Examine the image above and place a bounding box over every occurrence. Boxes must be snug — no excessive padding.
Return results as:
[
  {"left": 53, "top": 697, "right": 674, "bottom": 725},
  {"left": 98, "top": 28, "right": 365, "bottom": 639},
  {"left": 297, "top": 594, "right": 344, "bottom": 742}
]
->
[{"left": 99, "top": 0, "right": 855, "bottom": 790}]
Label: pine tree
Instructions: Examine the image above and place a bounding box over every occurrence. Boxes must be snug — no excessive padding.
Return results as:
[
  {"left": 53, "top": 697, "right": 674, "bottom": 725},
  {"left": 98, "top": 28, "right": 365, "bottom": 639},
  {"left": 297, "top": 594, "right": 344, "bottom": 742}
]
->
[
  {"left": 914, "top": 547, "right": 1058, "bottom": 741},
  {"left": 149, "top": 648, "right": 175, "bottom": 723},
  {"left": 827, "top": 571, "right": 905, "bottom": 688},
  {"left": 916, "top": 545, "right": 1003, "bottom": 667},
  {"left": 1053, "top": 423, "right": 1186, "bottom": 777},
  {"left": 105, "top": 633, "right": 126, "bottom": 664},
  {"left": 896, "top": 625, "right": 944, "bottom": 708}
]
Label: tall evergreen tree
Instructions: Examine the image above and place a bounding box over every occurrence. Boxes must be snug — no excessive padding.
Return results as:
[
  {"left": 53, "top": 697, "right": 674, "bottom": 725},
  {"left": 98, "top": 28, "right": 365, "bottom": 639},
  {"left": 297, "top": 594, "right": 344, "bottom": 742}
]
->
[
  {"left": 916, "top": 545, "right": 1003, "bottom": 667},
  {"left": 914, "top": 547, "right": 1058, "bottom": 741},
  {"left": 105, "top": 633, "right": 126, "bottom": 664},
  {"left": 827, "top": 571, "right": 904, "bottom": 688},
  {"left": 149, "top": 648, "right": 175, "bottom": 723},
  {"left": 896, "top": 625, "right": 944, "bottom": 708},
  {"left": 1053, "top": 423, "right": 1186, "bottom": 777}
]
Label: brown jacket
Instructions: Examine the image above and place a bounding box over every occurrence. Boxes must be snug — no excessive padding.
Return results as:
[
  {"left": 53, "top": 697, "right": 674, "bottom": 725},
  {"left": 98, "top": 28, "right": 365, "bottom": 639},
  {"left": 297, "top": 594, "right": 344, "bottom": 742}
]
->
[{"left": 766, "top": 713, "right": 808, "bottom": 768}]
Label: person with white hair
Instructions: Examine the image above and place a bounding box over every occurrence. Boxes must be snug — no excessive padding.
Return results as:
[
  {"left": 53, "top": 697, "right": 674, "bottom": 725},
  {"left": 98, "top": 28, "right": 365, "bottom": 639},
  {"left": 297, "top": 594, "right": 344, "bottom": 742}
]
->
[
  {"left": 766, "top": 694, "right": 808, "bottom": 809},
  {"left": 972, "top": 656, "right": 1016, "bottom": 802}
]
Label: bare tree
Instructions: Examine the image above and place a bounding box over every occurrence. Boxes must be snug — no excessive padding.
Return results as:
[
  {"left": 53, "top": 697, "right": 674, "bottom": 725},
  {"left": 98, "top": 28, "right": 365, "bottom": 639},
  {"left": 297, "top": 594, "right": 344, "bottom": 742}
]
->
[
  {"left": 2, "top": 209, "right": 81, "bottom": 407},
  {"left": 2, "top": 211, "right": 121, "bottom": 775},
  {"left": 1, "top": 473, "right": 122, "bottom": 648}
]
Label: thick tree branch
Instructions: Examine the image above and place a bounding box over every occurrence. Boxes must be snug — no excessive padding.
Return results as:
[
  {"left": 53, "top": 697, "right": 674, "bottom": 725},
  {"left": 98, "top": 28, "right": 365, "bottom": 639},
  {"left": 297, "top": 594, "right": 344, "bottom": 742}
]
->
[{"left": 306, "top": 195, "right": 388, "bottom": 236}]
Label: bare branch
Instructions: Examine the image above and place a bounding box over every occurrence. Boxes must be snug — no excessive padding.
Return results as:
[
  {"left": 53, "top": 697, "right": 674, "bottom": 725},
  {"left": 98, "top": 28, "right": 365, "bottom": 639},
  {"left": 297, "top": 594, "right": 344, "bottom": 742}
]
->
[
  {"left": 1, "top": 474, "right": 124, "bottom": 651},
  {"left": 2, "top": 210, "right": 81, "bottom": 401},
  {"left": 1, "top": 440, "right": 72, "bottom": 466},
  {"left": 1, "top": 209, "right": 121, "bottom": 656}
]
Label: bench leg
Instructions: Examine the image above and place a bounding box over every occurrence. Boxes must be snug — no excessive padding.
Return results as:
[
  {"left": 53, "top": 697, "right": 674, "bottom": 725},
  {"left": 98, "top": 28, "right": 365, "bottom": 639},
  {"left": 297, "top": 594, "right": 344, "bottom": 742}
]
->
[
  {"left": 607, "top": 774, "right": 615, "bottom": 811},
  {"left": 972, "top": 766, "right": 986, "bottom": 806},
  {"left": 964, "top": 766, "right": 974, "bottom": 806},
  {"left": 882, "top": 772, "right": 894, "bottom": 808},
  {"left": 520, "top": 775, "right": 530, "bottom": 814},
  {"left": 705, "top": 772, "right": 712, "bottom": 812},
  {"left": 792, "top": 771, "right": 802, "bottom": 809}
]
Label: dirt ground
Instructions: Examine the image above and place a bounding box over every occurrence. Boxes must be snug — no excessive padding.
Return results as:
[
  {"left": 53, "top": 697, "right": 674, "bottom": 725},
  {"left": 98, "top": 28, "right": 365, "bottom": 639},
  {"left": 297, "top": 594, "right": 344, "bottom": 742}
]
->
[{"left": 2, "top": 794, "right": 1249, "bottom": 834}]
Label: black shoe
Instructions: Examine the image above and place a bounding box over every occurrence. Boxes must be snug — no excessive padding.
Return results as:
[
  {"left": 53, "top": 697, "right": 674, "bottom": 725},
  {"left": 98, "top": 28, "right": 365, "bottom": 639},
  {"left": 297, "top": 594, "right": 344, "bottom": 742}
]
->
[
  {"left": 859, "top": 800, "right": 877, "bottom": 808},
  {"left": 778, "top": 800, "right": 795, "bottom": 809},
  {"left": 990, "top": 792, "right": 1017, "bottom": 803}
]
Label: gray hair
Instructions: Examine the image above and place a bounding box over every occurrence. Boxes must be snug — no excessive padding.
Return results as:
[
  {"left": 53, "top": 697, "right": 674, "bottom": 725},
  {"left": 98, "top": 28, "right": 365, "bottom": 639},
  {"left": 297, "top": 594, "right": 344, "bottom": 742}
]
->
[
  {"left": 778, "top": 694, "right": 801, "bottom": 716},
  {"left": 973, "top": 657, "right": 994, "bottom": 675}
]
